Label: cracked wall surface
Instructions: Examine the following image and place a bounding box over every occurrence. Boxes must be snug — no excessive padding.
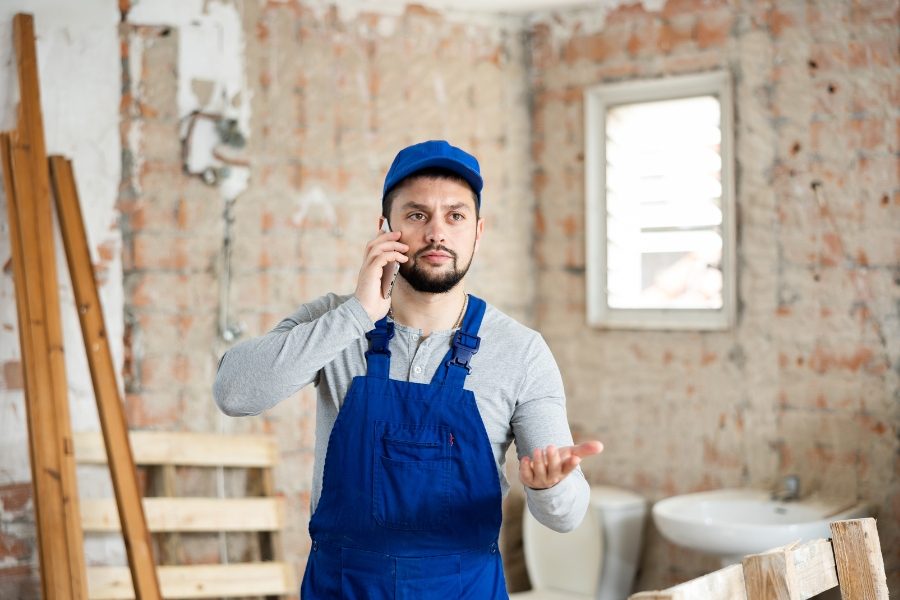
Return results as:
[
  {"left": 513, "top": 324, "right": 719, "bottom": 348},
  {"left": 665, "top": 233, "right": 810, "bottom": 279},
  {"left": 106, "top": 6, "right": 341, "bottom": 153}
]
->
[
  {"left": 0, "top": 0, "right": 897, "bottom": 597},
  {"left": 528, "top": 0, "right": 898, "bottom": 591}
]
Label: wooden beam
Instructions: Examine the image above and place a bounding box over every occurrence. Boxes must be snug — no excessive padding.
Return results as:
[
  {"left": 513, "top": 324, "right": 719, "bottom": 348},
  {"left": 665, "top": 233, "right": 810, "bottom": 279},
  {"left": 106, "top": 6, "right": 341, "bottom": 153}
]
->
[
  {"left": 49, "top": 155, "right": 163, "bottom": 600},
  {"left": 74, "top": 431, "right": 279, "bottom": 467},
  {"left": 830, "top": 519, "right": 888, "bottom": 600},
  {"left": 86, "top": 562, "right": 297, "bottom": 600},
  {"left": 10, "top": 13, "right": 93, "bottom": 599},
  {"left": 742, "top": 543, "right": 802, "bottom": 600},
  {"left": 1, "top": 131, "right": 57, "bottom": 600},
  {"left": 3, "top": 64, "right": 87, "bottom": 600},
  {"left": 629, "top": 564, "right": 746, "bottom": 600},
  {"left": 80, "top": 498, "right": 286, "bottom": 533}
]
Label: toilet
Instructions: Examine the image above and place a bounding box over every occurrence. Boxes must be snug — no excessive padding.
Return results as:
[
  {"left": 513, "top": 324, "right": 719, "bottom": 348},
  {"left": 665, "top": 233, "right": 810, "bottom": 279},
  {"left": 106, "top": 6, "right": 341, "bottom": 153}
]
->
[{"left": 511, "top": 485, "right": 647, "bottom": 600}]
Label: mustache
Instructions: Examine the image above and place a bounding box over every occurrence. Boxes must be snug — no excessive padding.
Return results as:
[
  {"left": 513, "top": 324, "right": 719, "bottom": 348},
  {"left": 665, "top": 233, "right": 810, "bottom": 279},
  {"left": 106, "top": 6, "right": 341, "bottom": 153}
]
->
[{"left": 414, "top": 245, "right": 457, "bottom": 260}]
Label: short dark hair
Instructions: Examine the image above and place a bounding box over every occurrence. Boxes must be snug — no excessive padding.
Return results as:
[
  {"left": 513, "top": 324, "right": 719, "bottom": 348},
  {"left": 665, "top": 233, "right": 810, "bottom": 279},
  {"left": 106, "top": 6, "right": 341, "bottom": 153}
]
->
[{"left": 382, "top": 167, "right": 480, "bottom": 222}]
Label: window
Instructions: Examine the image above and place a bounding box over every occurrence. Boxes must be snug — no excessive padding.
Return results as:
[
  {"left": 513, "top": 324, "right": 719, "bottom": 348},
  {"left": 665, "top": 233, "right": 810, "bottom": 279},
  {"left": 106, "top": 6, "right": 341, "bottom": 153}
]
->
[{"left": 585, "top": 71, "right": 736, "bottom": 330}]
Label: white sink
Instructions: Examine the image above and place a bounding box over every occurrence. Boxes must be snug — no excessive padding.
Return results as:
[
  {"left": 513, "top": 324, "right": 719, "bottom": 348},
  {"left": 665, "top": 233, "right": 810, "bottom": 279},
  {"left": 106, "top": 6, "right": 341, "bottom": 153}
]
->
[{"left": 653, "top": 488, "right": 875, "bottom": 564}]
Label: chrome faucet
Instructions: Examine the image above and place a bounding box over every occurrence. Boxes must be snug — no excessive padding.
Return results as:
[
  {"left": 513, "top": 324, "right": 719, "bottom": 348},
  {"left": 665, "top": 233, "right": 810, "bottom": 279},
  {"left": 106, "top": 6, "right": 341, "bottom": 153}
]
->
[{"left": 772, "top": 475, "right": 801, "bottom": 501}]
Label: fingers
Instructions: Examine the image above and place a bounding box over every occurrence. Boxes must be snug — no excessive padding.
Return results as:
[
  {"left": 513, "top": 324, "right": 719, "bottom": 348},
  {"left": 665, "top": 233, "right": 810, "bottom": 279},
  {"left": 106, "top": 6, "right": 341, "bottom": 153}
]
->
[
  {"left": 365, "top": 234, "right": 409, "bottom": 266},
  {"left": 530, "top": 447, "right": 548, "bottom": 482},
  {"left": 354, "top": 231, "right": 409, "bottom": 322},
  {"left": 519, "top": 441, "right": 603, "bottom": 490},
  {"left": 518, "top": 454, "right": 534, "bottom": 486},
  {"left": 545, "top": 444, "right": 561, "bottom": 476},
  {"left": 570, "top": 440, "right": 604, "bottom": 458}
]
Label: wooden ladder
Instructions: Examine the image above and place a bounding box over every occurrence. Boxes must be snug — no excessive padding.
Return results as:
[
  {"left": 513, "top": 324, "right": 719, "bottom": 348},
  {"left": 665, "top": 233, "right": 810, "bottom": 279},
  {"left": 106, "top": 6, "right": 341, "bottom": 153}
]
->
[
  {"left": 75, "top": 431, "right": 296, "bottom": 600},
  {"left": 630, "top": 518, "right": 888, "bottom": 600}
]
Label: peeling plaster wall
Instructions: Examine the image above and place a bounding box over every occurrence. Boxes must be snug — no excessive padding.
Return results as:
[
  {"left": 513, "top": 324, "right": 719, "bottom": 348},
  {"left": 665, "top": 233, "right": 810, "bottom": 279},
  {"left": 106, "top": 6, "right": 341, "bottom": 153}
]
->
[
  {"left": 528, "top": 0, "right": 899, "bottom": 591},
  {"left": 0, "top": 0, "right": 121, "bottom": 595},
  {"left": 118, "top": 0, "right": 534, "bottom": 584},
  {"left": 1, "top": 0, "right": 896, "bottom": 596}
]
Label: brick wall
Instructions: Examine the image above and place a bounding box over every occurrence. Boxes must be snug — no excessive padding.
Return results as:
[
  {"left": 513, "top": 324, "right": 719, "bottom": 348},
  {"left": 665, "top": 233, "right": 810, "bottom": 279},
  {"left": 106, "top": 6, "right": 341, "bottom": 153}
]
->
[
  {"left": 120, "top": 0, "right": 533, "bottom": 581},
  {"left": 0, "top": 2, "right": 121, "bottom": 596},
  {"left": 528, "top": 0, "right": 898, "bottom": 591},
  {"left": 1, "top": 0, "right": 896, "bottom": 595}
]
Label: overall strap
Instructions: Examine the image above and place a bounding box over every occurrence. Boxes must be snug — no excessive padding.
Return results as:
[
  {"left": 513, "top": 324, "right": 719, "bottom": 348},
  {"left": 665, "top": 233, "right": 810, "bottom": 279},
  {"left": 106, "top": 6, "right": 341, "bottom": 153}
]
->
[
  {"left": 364, "top": 317, "right": 394, "bottom": 379},
  {"left": 433, "top": 295, "right": 486, "bottom": 389}
]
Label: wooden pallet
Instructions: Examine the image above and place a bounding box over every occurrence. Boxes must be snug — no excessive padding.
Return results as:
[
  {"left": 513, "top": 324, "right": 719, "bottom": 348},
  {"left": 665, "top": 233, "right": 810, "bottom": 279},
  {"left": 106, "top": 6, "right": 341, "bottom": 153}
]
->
[
  {"left": 630, "top": 518, "right": 888, "bottom": 600},
  {"left": 75, "top": 431, "right": 296, "bottom": 600}
]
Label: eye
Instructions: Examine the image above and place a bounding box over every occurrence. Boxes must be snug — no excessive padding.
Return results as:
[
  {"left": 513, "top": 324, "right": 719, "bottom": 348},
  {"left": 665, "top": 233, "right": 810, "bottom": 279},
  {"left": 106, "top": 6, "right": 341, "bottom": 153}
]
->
[
  {"left": 408, "top": 212, "right": 426, "bottom": 221},
  {"left": 450, "top": 212, "right": 464, "bottom": 222}
]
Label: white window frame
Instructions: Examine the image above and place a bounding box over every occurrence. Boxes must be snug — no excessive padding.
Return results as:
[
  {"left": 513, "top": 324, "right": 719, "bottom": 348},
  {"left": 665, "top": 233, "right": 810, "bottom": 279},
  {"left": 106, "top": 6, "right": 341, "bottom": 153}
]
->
[{"left": 584, "top": 70, "right": 736, "bottom": 330}]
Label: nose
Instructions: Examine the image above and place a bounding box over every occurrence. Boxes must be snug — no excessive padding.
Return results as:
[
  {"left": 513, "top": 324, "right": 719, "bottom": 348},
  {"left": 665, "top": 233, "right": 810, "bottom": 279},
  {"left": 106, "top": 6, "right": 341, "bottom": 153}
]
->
[{"left": 425, "top": 222, "right": 446, "bottom": 244}]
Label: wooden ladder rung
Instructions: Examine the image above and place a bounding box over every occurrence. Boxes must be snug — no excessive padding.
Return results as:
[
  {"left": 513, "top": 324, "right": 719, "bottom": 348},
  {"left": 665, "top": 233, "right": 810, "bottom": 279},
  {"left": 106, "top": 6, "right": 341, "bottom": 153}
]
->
[
  {"left": 74, "top": 431, "right": 278, "bottom": 467},
  {"left": 629, "top": 519, "right": 887, "bottom": 600},
  {"left": 80, "top": 497, "right": 285, "bottom": 533},
  {"left": 86, "top": 562, "right": 297, "bottom": 600},
  {"left": 742, "top": 538, "right": 838, "bottom": 599},
  {"left": 630, "top": 564, "right": 745, "bottom": 600}
]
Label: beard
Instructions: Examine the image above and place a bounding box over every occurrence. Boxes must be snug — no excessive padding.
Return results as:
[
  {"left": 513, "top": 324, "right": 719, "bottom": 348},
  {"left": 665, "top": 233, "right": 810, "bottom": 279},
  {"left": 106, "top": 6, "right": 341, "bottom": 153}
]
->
[{"left": 399, "top": 244, "right": 474, "bottom": 294}]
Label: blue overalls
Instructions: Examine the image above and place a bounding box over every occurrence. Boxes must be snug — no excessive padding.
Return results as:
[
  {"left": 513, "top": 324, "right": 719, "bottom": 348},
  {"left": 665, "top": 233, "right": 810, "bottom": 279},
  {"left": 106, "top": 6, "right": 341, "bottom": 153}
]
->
[{"left": 300, "top": 295, "right": 508, "bottom": 599}]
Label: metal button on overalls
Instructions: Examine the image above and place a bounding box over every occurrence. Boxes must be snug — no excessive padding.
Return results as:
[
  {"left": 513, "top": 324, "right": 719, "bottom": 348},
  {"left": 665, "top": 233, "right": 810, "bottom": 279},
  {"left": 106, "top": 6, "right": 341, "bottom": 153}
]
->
[{"left": 300, "top": 295, "right": 507, "bottom": 599}]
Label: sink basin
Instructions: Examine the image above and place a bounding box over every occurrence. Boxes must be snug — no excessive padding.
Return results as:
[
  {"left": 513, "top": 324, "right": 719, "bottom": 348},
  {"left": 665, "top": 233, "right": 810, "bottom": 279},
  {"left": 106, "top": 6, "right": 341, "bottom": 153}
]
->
[{"left": 653, "top": 488, "right": 875, "bottom": 564}]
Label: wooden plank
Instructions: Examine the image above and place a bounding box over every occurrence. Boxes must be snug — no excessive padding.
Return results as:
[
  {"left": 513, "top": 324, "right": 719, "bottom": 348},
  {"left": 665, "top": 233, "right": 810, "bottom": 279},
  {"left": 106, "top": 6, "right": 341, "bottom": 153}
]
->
[
  {"left": 10, "top": 12, "right": 89, "bottom": 600},
  {"left": 49, "top": 155, "right": 162, "bottom": 600},
  {"left": 742, "top": 543, "right": 801, "bottom": 600},
  {"left": 4, "top": 116, "right": 84, "bottom": 600},
  {"left": 2, "top": 131, "right": 56, "bottom": 600},
  {"left": 629, "top": 564, "right": 746, "bottom": 600},
  {"left": 830, "top": 519, "right": 888, "bottom": 600},
  {"left": 257, "top": 466, "right": 284, "bottom": 600},
  {"left": 74, "top": 431, "right": 278, "bottom": 467},
  {"left": 787, "top": 539, "right": 839, "bottom": 598},
  {"left": 86, "top": 562, "right": 297, "bottom": 600},
  {"left": 154, "top": 464, "right": 183, "bottom": 565},
  {"left": 81, "top": 498, "right": 285, "bottom": 533}
]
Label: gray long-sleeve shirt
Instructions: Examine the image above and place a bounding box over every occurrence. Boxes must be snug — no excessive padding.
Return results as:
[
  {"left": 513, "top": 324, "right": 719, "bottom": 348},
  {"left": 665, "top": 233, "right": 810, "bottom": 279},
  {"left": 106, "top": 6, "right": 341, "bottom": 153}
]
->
[{"left": 213, "top": 293, "right": 588, "bottom": 532}]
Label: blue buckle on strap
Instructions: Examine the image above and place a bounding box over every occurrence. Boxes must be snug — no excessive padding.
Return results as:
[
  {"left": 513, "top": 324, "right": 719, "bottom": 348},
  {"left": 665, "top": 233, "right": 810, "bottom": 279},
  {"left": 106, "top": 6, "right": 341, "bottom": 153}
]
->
[
  {"left": 446, "top": 330, "right": 480, "bottom": 373},
  {"left": 365, "top": 321, "right": 395, "bottom": 355}
]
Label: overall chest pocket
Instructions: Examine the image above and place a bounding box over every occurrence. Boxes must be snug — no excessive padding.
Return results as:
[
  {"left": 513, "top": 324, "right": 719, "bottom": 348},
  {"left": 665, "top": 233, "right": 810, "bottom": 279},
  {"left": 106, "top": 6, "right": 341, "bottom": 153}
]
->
[{"left": 373, "top": 421, "right": 451, "bottom": 531}]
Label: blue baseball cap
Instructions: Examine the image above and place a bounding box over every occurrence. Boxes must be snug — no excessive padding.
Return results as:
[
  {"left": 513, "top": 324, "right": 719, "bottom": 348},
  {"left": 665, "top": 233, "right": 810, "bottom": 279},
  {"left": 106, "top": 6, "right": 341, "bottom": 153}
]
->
[{"left": 382, "top": 140, "right": 483, "bottom": 206}]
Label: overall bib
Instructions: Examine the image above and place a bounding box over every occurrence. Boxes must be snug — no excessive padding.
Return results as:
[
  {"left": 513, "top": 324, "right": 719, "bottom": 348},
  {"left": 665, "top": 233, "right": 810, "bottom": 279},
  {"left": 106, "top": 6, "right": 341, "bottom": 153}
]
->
[{"left": 300, "top": 295, "right": 508, "bottom": 599}]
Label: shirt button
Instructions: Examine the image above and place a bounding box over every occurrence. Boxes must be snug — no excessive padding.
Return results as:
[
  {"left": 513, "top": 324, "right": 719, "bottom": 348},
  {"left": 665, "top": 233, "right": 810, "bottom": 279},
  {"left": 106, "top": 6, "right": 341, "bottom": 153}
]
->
[{"left": 414, "top": 365, "right": 423, "bottom": 375}]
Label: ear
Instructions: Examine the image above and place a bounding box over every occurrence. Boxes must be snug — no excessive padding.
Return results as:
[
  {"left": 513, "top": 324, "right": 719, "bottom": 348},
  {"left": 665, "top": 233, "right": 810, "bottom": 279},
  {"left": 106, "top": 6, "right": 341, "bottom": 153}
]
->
[{"left": 472, "top": 217, "right": 485, "bottom": 254}]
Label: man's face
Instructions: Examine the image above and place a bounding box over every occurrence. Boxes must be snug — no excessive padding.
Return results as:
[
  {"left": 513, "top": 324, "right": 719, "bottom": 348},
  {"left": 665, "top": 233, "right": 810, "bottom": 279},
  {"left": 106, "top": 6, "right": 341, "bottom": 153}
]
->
[{"left": 386, "top": 177, "right": 484, "bottom": 294}]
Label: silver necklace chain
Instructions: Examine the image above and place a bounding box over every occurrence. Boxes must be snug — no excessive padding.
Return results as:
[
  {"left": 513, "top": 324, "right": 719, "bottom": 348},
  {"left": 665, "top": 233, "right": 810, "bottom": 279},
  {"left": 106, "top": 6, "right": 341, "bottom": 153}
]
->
[{"left": 388, "top": 294, "right": 468, "bottom": 330}]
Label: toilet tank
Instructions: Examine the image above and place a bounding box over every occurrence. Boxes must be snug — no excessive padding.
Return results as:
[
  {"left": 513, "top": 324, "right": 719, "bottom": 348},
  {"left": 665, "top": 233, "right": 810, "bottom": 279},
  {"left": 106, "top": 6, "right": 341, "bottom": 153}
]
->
[
  {"left": 522, "top": 485, "right": 647, "bottom": 599},
  {"left": 522, "top": 491, "right": 604, "bottom": 595},
  {"left": 591, "top": 486, "right": 647, "bottom": 600}
]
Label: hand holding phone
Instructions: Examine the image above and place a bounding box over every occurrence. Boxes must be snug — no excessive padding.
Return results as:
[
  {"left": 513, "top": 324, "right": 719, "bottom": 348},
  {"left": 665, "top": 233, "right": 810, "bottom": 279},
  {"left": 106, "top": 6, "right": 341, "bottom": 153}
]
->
[
  {"left": 380, "top": 221, "right": 401, "bottom": 299},
  {"left": 354, "top": 220, "right": 407, "bottom": 322}
]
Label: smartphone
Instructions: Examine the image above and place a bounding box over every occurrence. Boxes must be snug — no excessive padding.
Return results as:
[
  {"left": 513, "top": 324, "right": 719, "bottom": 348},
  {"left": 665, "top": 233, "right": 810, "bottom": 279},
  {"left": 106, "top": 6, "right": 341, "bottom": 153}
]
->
[{"left": 380, "top": 221, "right": 400, "bottom": 299}]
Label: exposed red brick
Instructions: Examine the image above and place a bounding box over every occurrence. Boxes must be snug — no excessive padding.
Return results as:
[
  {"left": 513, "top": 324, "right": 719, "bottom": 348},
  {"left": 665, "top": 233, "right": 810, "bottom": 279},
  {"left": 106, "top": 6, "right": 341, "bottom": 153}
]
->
[
  {"left": 657, "top": 19, "right": 694, "bottom": 53},
  {"left": 560, "top": 215, "right": 579, "bottom": 236},
  {"left": 606, "top": 2, "right": 651, "bottom": 26},
  {"left": 808, "top": 345, "right": 877, "bottom": 374},
  {"left": 0, "top": 483, "right": 32, "bottom": 512},
  {"left": 694, "top": 11, "right": 734, "bottom": 50},
  {"left": 766, "top": 8, "right": 795, "bottom": 36},
  {"left": 404, "top": 4, "right": 441, "bottom": 19},
  {"left": 564, "top": 34, "right": 615, "bottom": 63},
  {"left": 2, "top": 361, "right": 23, "bottom": 390},
  {"left": 660, "top": 0, "right": 728, "bottom": 18}
]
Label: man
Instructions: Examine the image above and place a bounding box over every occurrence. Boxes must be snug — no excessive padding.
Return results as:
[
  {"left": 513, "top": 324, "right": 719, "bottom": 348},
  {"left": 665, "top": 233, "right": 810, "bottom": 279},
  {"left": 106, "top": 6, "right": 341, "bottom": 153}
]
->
[{"left": 214, "top": 140, "right": 603, "bottom": 598}]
